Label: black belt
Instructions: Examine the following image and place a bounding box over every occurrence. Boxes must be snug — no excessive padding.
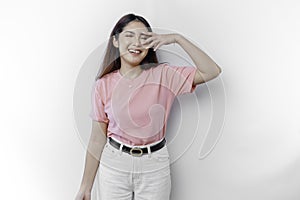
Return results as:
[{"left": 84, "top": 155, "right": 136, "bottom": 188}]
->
[{"left": 108, "top": 137, "right": 166, "bottom": 156}]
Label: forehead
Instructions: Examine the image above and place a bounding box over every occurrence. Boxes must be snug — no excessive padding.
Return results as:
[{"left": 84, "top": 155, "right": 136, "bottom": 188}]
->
[{"left": 122, "top": 21, "right": 148, "bottom": 33}]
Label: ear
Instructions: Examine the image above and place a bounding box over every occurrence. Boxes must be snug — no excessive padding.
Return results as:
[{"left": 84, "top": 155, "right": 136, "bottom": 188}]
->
[{"left": 112, "top": 36, "right": 119, "bottom": 48}]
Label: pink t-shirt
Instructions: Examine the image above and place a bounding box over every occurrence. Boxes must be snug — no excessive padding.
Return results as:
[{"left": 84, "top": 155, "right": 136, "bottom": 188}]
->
[{"left": 89, "top": 63, "right": 197, "bottom": 145}]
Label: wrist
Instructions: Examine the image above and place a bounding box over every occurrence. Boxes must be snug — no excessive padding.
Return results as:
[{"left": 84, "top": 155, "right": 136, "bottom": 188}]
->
[
  {"left": 79, "top": 184, "right": 92, "bottom": 192},
  {"left": 173, "top": 33, "right": 183, "bottom": 44}
]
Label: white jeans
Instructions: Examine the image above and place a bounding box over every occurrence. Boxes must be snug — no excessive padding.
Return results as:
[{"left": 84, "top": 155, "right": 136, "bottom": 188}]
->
[{"left": 98, "top": 137, "right": 171, "bottom": 200}]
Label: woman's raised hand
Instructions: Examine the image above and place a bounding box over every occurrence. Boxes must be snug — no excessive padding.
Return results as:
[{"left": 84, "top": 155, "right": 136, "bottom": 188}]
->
[{"left": 141, "top": 32, "right": 178, "bottom": 51}]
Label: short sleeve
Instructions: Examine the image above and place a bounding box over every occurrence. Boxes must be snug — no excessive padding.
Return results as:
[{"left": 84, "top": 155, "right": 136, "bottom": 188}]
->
[
  {"left": 163, "top": 64, "right": 197, "bottom": 96},
  {"left": 89, "top": 80, "right": 109, "bottom": 123}
]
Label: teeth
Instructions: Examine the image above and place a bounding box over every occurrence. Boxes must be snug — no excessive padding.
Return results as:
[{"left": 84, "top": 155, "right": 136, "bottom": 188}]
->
[{"left": 129, "top": 49, "right": 141, "bottom": 54}]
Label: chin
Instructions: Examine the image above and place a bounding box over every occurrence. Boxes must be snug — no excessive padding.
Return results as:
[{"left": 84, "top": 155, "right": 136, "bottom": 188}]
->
[{"left": 123, "top": 56, "right": 147, "bottom": 66}]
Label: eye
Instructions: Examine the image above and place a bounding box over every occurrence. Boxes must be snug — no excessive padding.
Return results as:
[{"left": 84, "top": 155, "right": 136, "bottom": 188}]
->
[{"left": 125, "top": 34, "right": 133, "bottom": 37}]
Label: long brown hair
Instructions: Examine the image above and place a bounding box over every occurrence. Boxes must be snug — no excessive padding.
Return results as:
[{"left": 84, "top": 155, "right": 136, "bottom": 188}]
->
[{"left": 95, "top": 13, "right": 159, "bottom": 81}]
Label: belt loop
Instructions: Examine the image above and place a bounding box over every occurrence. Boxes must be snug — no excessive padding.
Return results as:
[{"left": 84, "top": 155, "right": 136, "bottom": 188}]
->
[
  {"left": 118, "top": 143, "right": 123, "bottom": 155},
  {"left": 147, "top": 145, "right": 151, "bottom": 158}
]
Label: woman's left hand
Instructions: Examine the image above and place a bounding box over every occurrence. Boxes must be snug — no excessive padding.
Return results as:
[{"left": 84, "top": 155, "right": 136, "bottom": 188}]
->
[{"left": 141, "top": 32, "right": 178, "bottom": 51}]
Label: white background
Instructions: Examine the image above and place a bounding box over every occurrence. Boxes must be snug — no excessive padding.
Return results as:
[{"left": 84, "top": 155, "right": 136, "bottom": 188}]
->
[{"left": 1, "top": 0, "right": 300, "bottom": 199}]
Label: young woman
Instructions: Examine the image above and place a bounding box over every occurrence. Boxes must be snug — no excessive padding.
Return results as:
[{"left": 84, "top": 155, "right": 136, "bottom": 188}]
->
[{"left": 75, "top": 13, "right": 221, "bottom": 200}]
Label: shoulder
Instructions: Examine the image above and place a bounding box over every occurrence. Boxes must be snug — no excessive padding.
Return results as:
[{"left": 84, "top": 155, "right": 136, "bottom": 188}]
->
[
  {"left": 95, "top": 70, "right": 119, "bottom": 84},
  {"left": 93, "top": 70, "right": 119, "bottom": 91}
]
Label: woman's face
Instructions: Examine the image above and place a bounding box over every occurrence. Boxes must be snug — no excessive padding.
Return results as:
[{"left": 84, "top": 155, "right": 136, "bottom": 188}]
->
[{"left": 113, "top": 21, "right": 150, "bottom": 67}]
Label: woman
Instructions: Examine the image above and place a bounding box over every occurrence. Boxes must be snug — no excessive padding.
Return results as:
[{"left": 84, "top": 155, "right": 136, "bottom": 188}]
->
[{"left": 75, "top": 13, "right": 221, "bottom": 200}]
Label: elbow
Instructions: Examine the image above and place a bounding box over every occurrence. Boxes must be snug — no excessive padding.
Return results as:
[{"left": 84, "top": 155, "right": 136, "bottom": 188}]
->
[
  {"left": 217, "top": 65, "right": 222, "bottom": 74},
  {"left": 194, "top": 64, "right": 222, "bottom": 84},
  {"left": 209, "top": 65, "right": 222, "bottom": 80},
  {"left": 214, "top": 64, "right": 222, "bottom": 78},
  {"left": 215, "top": 63, "right": 222, "bottom": 74}
]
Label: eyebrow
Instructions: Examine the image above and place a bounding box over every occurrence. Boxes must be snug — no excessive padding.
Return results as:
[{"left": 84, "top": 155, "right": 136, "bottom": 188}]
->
[
  {"left": 124, "top": 31, "right": 135, "bottom": 34},
  {"left": 123, "top": 31, "right": 148, "bottom": 35}
]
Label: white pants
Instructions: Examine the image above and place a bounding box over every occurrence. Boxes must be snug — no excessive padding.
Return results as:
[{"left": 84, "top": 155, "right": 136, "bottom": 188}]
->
[{"left": 98, "top": 137, "right": 171, "bottom": 200}]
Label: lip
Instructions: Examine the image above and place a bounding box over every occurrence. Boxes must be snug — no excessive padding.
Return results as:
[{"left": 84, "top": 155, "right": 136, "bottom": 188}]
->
[{"left": 128, "top": 48, "right": 143, "bottom": 54}]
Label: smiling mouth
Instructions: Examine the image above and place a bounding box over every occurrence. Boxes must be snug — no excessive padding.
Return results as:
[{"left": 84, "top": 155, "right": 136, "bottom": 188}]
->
[{"left": 128, "top": 49, "right": 142, "bottom": 54}]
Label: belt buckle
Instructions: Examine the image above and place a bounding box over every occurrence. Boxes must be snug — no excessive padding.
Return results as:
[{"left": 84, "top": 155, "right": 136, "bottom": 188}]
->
[{"left": 130, "top": 147, "right": 143, "bottom": 157}]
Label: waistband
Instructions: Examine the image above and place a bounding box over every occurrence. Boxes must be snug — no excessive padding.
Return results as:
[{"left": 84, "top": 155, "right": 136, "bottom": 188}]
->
[
  {"left": 106, "top": 136, "right": 165, "bottom": 148},
  {"left": 108, "top": 137, "right": 166, "bottom": 156}
]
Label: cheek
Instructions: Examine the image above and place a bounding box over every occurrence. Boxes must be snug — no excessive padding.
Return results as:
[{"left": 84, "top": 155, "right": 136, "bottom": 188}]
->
[
  {"left": 119, "top": 37, "right": 131, "bottom": 46},
  {"left": 117, "top": 42, "right": 129, "bottom": 54}
]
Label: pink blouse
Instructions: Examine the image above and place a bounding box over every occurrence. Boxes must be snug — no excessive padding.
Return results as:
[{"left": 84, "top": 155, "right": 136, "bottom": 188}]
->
[{"left": 89, "top": 63, "right": 197, "bottom": 145}]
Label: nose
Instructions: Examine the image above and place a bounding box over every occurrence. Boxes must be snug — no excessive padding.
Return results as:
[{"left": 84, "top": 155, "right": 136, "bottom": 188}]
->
[{"left": 133, "top": 36, "right": 142, "bottom": 47}]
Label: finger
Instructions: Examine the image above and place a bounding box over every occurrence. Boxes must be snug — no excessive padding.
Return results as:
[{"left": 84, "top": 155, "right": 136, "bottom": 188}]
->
[
  {"left": 144, "top": 34, "right": 158, "bottom": 42},
  {"left": 142, "top": 31, "right": 154, "bottom": 36},
  {"left": 151, "top": 41, "right": 161, "bottom": 50},
  {"left": 141, "top": 37, "right": 153, "bottom": 46},
  {"left": 145, "top": 41, "right": 156, "bottom": 49},
  {"left": 154, "top": 42, "right": 163, "bottom": 51}
]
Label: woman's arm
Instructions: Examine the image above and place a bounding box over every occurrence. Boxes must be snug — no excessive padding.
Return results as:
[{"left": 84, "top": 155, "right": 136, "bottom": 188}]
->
[
  {"left": 174, "top": 34, "right": 222, "bottom": 85},
  {"left": 142, "top": 32, "right": 222, "bottom": 85},
  {"left": 75, "top": 121, "right": 107, "bottom": 200}
]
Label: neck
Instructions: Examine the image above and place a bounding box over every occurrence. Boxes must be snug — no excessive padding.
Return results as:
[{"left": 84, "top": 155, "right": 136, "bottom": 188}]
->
[{"left": 119, "top": 65, "right": 143, "bottom": 79}]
